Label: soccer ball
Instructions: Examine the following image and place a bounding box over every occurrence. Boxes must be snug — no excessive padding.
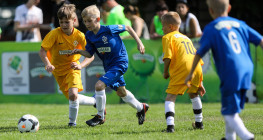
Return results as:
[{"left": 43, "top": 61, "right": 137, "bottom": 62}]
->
[
  {"left": 17, "top": 114, "right": 39, "bottom": 133},
  {"left": 246, "top": 82, "right": 258, "bottom": 103}
]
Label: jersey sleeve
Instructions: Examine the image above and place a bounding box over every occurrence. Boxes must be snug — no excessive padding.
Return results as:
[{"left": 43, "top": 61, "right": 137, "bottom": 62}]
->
[
  {"left": 77, "top": 32, "right": 86, "bottom": 50},
  {"left": 41, "top": 30, "right": 56, "bottom": 51},
  {"left": 197, "top": 27, "right": 212, "bottom": 57},
  {"left": 108, "top": 25, "right": 126, "bottom": 34},
  {"left": 85, "top": 35, "right": 96, "bottom": 56},
  {"left": 162, "top": 37, "right": 172, "bottom": 60},
  {"left": 245, "top": 23, "right": 263, "bottom": 46}
]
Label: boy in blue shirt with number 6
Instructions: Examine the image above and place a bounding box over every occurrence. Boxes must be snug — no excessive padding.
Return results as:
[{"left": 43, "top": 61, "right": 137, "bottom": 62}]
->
[
  {"left": 71, "top": 5, "right": 149, "bottom": 127},
  {"left": 185, "top": 0, "right": 263, "bottom": 139}
]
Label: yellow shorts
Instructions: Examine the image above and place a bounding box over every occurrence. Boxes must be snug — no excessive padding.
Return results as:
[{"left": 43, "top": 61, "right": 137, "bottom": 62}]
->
[
  {"left": 166, "top": 84, "right": 199, "bottom": 95},
  {"left": 54, "top": 69, "right": 83, "bottom": 99}
]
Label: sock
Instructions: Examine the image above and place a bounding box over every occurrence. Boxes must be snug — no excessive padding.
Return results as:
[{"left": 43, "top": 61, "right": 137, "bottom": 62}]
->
[
  {"left": 165, "top": 101, "right": 175, "bottom": 126},
  {"left": 190, "top": 96, "right": 203, "bottom": 122},
  {"left": 225, "top": 117, "right": 236, "bottom": 140},
  {"left": 69, "top": 99, "right": 79, "bottom": 124},
  {"left": 95, "top": 90, "right": 106, "bottom": 119},
  {"left": 224, "top": 113, "right": 254, "bottom": 140},
  {"left": 121, "top": 90, "right": 143, "bottom": 112},
  {"left": 78, "top": 94, "right": 96, "bottom": 106}
]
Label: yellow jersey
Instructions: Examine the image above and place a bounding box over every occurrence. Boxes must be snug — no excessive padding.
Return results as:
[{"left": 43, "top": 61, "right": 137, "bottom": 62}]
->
[
  {"left": 41, "top": 27, "right": 86, "bottom": 76},
  {"left": 162, "top": 31, "right": 203, "bottom": 87}
]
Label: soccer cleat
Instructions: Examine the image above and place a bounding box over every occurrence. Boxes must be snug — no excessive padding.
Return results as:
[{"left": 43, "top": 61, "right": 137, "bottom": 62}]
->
[
  {"left": 68, "top": 123, "right": 76, "bottom": 127},
  {"left": 136, "top": 103, "right": 149, "bottom": 125},
  {"left": 192, "top": 121, "right": 204, "bottom": 129},
  {"left": 86, "top": 114, "right": 105, "bottom": 127},
  {"left": 164, "top": 125, "right": 175, "bottom": 133}
]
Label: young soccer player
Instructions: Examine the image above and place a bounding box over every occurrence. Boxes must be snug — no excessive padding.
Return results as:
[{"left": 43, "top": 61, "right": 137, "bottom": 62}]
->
[
  {"left": 161, "top": 11, "right": 205, "bottom": 133},
  {"left": 71, "top": 5, "right": 149, "bottom": 127},
  {"left": 185, "top": 0, "right": 263, "bottom": 139},
  {"left": 39, "top": 4, "right": 96, "bottom": 127}
]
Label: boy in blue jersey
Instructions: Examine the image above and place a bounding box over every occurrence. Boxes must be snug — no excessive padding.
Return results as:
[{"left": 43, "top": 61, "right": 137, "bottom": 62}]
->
[
  {"left": 71, "top": 5, "right": 149, "bottom": 127},
  {"left": 185, "top": 0, "right": 263, "bottom": 139}
]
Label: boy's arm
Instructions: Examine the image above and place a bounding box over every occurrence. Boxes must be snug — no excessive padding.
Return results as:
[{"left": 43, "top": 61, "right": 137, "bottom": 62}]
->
[
  {"left": 39, "top": 47, "right": 55, "bottom": 73},
  {"left": 185, "top": 54, "right": 202, "bottom": 87},
  {"left": 71, "top": 56, "right": 94, "bottom": 70},
  {"left": 163, "top": 58, "right": 171, "bottom": 79},
  {"left": 125, "top": 25, "right": 145, "bottom": 54},
  {"left": 72, "top": 49, "right": 93, "bottom": 58}
]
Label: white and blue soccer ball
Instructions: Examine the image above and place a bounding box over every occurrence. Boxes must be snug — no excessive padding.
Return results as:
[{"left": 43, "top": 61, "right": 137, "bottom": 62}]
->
[
  {"left": 18, "top": 114, "right": 39, "bottom": 133},
  {"left": 246, "top": 83, "right": 258, "bottom": 103}
]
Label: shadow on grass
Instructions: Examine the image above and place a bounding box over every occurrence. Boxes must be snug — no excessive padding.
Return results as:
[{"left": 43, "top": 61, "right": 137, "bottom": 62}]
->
[
  {"left": 0, "top": 125, "right": 88, "bottom": 133},
  {"left": 0, "top": 126, "right": 17, "bottom": 133}
]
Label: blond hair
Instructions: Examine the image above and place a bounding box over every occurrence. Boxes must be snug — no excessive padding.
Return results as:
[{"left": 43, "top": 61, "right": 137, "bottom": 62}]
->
[
  {"left": 206, "top": 0, "right": 229, "bottom": 15},
  {"left": 57, "top": 4, "right": 76, "bottom": 20},
  {"left": 161, "top": 11, "right": 181, "bottom": 26},
  {"left": 81, "top": 5, "right": 100, "bottom": 19}
]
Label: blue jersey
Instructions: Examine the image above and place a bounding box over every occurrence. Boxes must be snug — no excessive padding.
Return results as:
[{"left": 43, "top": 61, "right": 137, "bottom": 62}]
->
[
  {"left": 85, "top": 25, "right": 128, "bottom": 73},
  {"left": 197, "top": 16, "right": 262, "bottom": 93}
]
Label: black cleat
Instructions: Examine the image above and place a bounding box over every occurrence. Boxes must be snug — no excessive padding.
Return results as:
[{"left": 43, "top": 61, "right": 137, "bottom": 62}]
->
[
  {"left": 68, "top": 123, "right": 76, "bottom": 127},
  {"left": 192, "top": 122, "right": 203, "bottom": 129},
  {"left": 136, "top": 103, "right": 149, "bottom": 125},
  {"left": 162, "top": 125, "right": 175, "bottom": 133},
  {"left": 86, "top": 114, "right": 105, "bottom": 127}
]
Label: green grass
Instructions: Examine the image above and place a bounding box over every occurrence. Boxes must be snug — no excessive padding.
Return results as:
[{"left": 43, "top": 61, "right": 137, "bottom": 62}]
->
[{"left": 0, "top": 103, "right": 262, "bottom": 140}]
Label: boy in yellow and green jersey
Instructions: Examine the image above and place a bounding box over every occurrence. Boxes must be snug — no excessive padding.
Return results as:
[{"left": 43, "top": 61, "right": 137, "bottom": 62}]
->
[
  {"left": 39, "top": 4, "right": 96, "bottom": 127},
  {"left": 161, "top": 11, "right": 205, "bottom": 132}
]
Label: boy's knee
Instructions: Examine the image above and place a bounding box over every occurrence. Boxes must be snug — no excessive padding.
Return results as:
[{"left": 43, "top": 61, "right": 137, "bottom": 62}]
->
[
  {"left": 68, "top": 93, "right": 77, "bottom": 101},
  {"left": 116, "top": 87, "right": 127, "bottom": 97},
  {"left": 165, "top": 93, "right": 176, "bottom": 101},
  {"left": 189, "top": 93, "right": 198, "bottom": 99},
  {"left": 95, "top": 81, "right": 106, "bottom": 91}
]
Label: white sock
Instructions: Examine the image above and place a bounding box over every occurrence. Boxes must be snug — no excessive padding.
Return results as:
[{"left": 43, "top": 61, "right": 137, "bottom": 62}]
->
[
  {"left": 95, "top": 90, "right": 106, "bottom": 119},
  {"left": 225, "top": 117, "right": 236, "bottom": 140},
  {"left": 69, "top": 100, "right": 79, "bottom": 124},
  {"left": 190, "top": 96, "right": 203, "bottom": 122},
  {"left": 78, "top": 94, "right": 96, "bottom": 106},
  {"left": 121, "top": 90, "right": 143, "bottom": 112},
  {"left": 224, "top": 113, "right": 254, "bottom": 140},
  {"left": 165, "top": 101, "right": 175, "bottom": 126}
]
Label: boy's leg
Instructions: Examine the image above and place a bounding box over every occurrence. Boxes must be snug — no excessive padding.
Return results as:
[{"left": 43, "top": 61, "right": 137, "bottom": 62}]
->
[
  {"left": 189, "top": 93, "right": 203, "bottom": 129},
  {"left": 78, "top": 94, "right": 96, "bottom": 106},
  {"left": 68, "top": 87, "right": 79, "bottom": 126},
  {"left": 118, "top": 87, "right": 149, "bottom": 125},
  {"left": 224, "top": 114, "right": 254, "bottom": 140},
  {"left": 224, "top": 115, "right": 236, "bottom": 140},
  {"left": 86, "top": 80, "right": 106, "bottom": 127},
  {"left": 164, "top": 93, "right": 176, "bottom": 133},
  {"left": 119, "top": 88, "right": 143, "bottom": 111},
  {"left": 221, "top": 90, "right": 254, "bottom": 139}
]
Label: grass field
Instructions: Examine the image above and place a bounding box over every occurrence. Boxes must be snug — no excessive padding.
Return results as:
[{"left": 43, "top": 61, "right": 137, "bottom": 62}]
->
[{"left": 0, "top": 103, "right": 262, "bottom": 140}]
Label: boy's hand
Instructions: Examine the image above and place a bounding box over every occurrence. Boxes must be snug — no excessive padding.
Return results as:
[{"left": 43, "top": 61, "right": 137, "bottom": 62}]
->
[
  {"left": 163, "top": 72, "right": 169, "bottom": 79},
  {"left": 71, "top": 62, "right": 82, "bottom": 70},
  {"left": 197, "top": 84, "right": 206, "bottom": 97},
  {"left": 45, "top": 64, "right": 55, "bottom": 73},
  {"left": 137, "top": 44, "right": 145, "bottom": 54}
]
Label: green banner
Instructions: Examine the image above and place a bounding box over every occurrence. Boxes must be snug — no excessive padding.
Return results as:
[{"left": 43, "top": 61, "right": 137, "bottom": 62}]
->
[{"left": 0, "top": 40, "right": 262, "bottom": 104}]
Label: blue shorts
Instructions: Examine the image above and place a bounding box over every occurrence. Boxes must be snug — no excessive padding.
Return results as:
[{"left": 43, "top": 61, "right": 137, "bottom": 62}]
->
[
  {"left": 99, "top": 70, "right": 126, "bottom": 91},
  {"left": 221, "top": 89, "right": 247, "bottom": 115}
]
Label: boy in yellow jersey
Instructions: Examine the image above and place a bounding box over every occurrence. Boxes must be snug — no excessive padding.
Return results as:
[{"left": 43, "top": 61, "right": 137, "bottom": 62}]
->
[
  {"left": 39, "top": 4, "right": 96, "bottom": 127},
  {"left": 161, "top": 11, "right": 206, "bottom": 132}
]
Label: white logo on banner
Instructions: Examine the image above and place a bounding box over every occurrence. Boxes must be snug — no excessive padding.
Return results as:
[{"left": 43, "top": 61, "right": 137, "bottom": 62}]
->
[{"left": 2, "top": 52, "right": 29, "bottom": 94}]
